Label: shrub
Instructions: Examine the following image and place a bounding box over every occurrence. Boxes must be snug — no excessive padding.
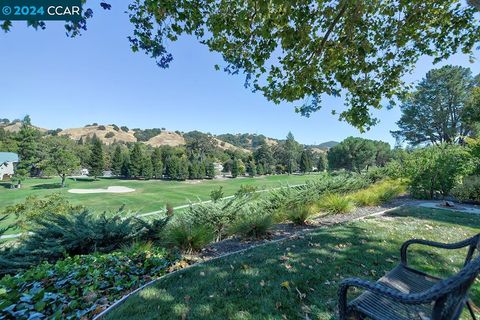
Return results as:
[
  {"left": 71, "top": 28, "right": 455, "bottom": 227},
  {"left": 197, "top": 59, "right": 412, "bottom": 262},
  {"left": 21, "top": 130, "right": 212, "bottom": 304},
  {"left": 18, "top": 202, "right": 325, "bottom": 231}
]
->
[
  {"left": 0, "top": 245, "right": 177, "bottom": 320},
  {"left": 350, "top": 179, "right": 406, "bottom": 206},
  {"left": 3, "top": 193, "right": 83, "bottom": 231},
  {"left": 0, "top": 210, "right": 170, "bottom": 273},
  {"left": 120, "top": 126, "right": 129, "bottom": 132},
  {"left": 105, "top": 132, "right": 115, "bottom": 138},
  {"left": 404, "top": 144, "right": 473, "bottom": 199},
  {"left": 98, "top": 125, "right": 106, "bottom": 130},
  {"left": 210, "top": 186, "right": 224, "bottom": 202},
  {"left": 235, "top": 184, "right": 258, "bottom": 197},
  {"left": 318, "top": 193, "right": 354, "bottom": 214},
  {"left": 165, "top": 222, "right": 214, "bottom": 253},
  {"left": 281, "top": 204, "right": 316, "bottom": 225},
  {"left": 452, "top": 175, "right": 480, "bottom": 203},
  {"left": 230, "top": 208, "right": 273, "bottom": 239}
]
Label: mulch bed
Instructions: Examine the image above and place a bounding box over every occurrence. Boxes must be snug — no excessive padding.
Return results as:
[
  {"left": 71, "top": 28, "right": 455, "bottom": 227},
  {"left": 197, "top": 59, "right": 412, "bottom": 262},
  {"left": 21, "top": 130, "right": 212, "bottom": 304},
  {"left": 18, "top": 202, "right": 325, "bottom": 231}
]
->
[{"left": 198, "top": 196, "right": 414, "bottom": 260}]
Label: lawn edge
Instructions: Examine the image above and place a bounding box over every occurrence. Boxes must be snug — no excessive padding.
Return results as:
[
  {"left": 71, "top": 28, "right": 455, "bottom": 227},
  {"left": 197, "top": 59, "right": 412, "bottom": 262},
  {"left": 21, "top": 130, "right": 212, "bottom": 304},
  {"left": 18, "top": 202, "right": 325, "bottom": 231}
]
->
[{"left": 93, "top": 204, "right": 403, "bottom": 320}]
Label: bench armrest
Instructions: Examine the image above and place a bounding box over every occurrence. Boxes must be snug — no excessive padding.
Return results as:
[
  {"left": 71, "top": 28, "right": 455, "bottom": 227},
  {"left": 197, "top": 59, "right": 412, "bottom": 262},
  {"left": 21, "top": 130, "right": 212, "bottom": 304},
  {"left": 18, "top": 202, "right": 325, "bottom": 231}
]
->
[{"left": 400, "top": 235, "right": 480, "bottom": 267}]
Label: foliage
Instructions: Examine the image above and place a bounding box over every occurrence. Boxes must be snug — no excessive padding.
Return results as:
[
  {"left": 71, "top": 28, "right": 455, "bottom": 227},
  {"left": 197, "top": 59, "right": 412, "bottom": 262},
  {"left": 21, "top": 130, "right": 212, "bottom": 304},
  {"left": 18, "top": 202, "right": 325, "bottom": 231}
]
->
[
  {"left": 404, "top": 144, "right": 473, "bottom": 199},
  {"left": 88, "top": 135, "right": 105, "bottom": 179},
  {"left": 316, "top": 153, "right": 327, "bottom": 172},
  {"left": 209, "top": 186, "right": 224, "bottom": 203},
  {"left": 281, "top": 204, "right": 316, "bottom": 225},
  {"left": 452, "top": 175, "right": 480, "bottom": 203},
  {"left": 0, "top": 244, "right": 177, "bottom": 320},
  {"left": 216, "top": 133, "right": 267, "bottom": 150},
  {"left": 129, "top": 143, "right": 144, "bottom": 177},
  {"left": 105, "top": 132, "right": 115, "bottom": 138},
  {"left": 318, "top": 193, "right": 354, "bottom": 214},
  {"left": 151, "top": 148, "right": 163, "bottom": 178},
  {"left": 299, "top": 149, "right": 313, "bottom": 173},
  {"left": 3, "top": 193, "right": 83, "bottom": 231},
  {"left": 111, "top": 145, "right": 123, "bottom": 176},
  {"left": 392, "top": 66, "right": 479, "bottom": 145},
  {"left": 328, "top": 137, "right": 391, "bottom": 172},
  {"left": 133, "top": 128, "right": 162, "bottom": 142},
  {"left": 0, "top": 210, "right": 171, "bottom": 273},
  {"left": 230, "top": 208, "right": 273, "bottom": 239},
  {"left": 231, "top": 158, "right": 240, "bottom": 178},
  {"left": 349, "top": 179, "right": 407, "bottom": 206},
  {"left": 183, "top": 195, "right": 252, "bottom": 242},
  {"left": 15, "top": 116, "right": 41, "bottom": 183},
  {"left": 205, "top": 160, "right": 215, "bottom": 178},
  {"left": 165, "top": 221, "right": 214, "bottom": 253},
  {"left": 43, "top": 136, "right": 80, "bottom": 187}
]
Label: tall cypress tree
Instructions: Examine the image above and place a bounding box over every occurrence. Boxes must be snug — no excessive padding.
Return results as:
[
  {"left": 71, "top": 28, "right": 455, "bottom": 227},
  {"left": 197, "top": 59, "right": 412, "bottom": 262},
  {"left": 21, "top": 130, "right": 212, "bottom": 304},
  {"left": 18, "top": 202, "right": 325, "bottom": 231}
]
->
[
  {"left": 231, "top": 157, "right": 239, "bottom": 178},
  {"left": 299, "top": 150, "right": 312, "bottom": 173},
  {"left": 141, "top": 154, "right": 153, "bottom": 179},
  {"left": 88, "top": 135, "right": 104, "bottom": 180},
  {"left": 129, "top": 143, "right": 143, "bottom": 178},
  {"left": 206, "top": 160, "right": 215, "bottom": 179},
  {"left": 15, "top": 116, "right": 40, "bottom": 185},
  {"left": 151, "top": 148, "right": 163, "bottom": 179},
  {"left": 111, "top": 145, "right": 123, "bottom": 176}
]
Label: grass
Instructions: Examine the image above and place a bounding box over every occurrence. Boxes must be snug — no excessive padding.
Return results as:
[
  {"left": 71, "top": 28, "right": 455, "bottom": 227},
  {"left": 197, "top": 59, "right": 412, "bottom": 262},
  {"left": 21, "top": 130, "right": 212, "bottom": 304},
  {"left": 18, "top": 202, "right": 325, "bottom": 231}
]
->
[
  {"left": 0, "top": 174, "right": 318, "bottom": 234},
  {"left": 318, "top": 193, "right": 355, "bottom": 214},
  {"left": 105, "top": 206, "right": 480, "bottom": 320},
  {"left": 349, "top": 179, "right": 407, "bottom": 206}
]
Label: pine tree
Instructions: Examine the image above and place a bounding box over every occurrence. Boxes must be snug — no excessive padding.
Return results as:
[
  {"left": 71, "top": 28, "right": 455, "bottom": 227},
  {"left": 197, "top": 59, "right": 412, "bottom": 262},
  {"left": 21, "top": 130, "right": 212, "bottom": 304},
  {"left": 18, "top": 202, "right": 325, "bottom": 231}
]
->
[
  {"left": 231, "top": 158, "right": 239, "bottom": 178},
  {"left": 299, "top": 150, "right": 312, "bottom": 173},
  {"left": 88, "top": 135, "right": 105, "bottom": 180},
  {"left": 256, "top": 163, "right": 264, "bottom": 175},
  {"left": 129, "top": 143, "right": 143, "bottom": 178},
  {"left": 111, "top": 145, "right": 123, "bottom": 176},
  {"left": 151, "top": 148, "right": 163, "bottom": 179},
  {"left": 188, "top": 160, "right": 200, "bottom": 179},
  {"left": 178, "top": 157, "right": 189, "bottom": 180},
  {"left": 121, "top": 157, "right": 131, "bottom": 178},
  {"left": 247, "top": 161, "right": 257, "bottom": 177},
  {"left": 206, "top": 160, "right": 215, "bottom": 179},
  {"left": 317, "top": 153, "right": 328, "bottom": 172},
  {"left": 15, "top": 116, "right": 40, "bottom": 185},
  {"left": 165, "top": 156, "right": 179, "bottom": 179},
  {"left": 142, "top": 155, "right": 153, "bottom": 180}
]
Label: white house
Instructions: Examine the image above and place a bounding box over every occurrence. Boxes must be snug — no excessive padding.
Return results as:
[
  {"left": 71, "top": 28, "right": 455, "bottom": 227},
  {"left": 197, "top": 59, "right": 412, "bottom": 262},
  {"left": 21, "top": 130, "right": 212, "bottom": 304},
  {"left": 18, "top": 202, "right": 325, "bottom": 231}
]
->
[{"left": 0, "top": 152, "right": 19, "bottom": 180}]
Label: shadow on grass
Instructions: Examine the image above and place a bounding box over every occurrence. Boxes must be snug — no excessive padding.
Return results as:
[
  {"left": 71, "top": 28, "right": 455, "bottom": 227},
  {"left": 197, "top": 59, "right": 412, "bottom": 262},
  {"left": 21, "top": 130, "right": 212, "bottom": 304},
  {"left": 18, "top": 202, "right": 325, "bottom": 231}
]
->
[
  {"left": 105, "top": 215, "right": 477, "bottom": 320},
  {"left": 387, "top": 205, "right": 480, "bottom": 229},
  {"left": 31, "top": 183, "right": 63, "bottom": 190},
  {"left": 0, "top": 182, "right": 13, "bottom": 189}
]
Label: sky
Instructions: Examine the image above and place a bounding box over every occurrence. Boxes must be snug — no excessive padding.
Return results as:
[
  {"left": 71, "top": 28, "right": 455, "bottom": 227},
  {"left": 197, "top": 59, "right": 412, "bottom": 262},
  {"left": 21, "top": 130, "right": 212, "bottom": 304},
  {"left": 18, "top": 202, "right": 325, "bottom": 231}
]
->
[{"left": 0, "top": 3, "right": 479, "bottom": 146}]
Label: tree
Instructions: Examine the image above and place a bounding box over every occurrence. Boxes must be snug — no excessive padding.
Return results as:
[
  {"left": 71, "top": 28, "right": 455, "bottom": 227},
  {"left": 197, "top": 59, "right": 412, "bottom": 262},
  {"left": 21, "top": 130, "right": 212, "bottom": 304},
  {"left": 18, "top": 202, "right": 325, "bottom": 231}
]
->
[
  {"left": 88, "top": 135, "right": 104, "bottom": 180},
  {"left": 178, "top": 157, "right": 189, "bottom": 180},
  {"left": 45, "top": 137, "right": 81, "bottom": 187},
  {"left": 299, "top": 150, "right": 313, "bottom": 174},
  {"left": 14, "top": 1, "right": 480, "bottom": 130},
  {"left": 151, "top": 148, "right": 163, "bottom": 178},
  {"left": 246, "top": 161, "right": 256, "bottom": 177},
  {"left": 231, "top": 158, "right": 239, "bottom": 178},
  {"left": 254, "top": 142, "right": 274, "bottom": 174},
  {"left": 184, "top": 131, "right": 218, "bottom": 158},
  {"left": 141, "top": 155, "right": 153, "bottom": 179},
  {"left": 328, "top": 137, "right": 377, "bottom": 172},
  {"left": 111, "top": 145, "right": 123, "bottom": 176},
  {"left": 129, "top": 143, "right": 144, "bottom": 178},
  {"left": 206, "top": 160, "right": 216, "bottom": 179},
  {"left": 317, "top": 153, "right": 328, "bottom": 172},
  {"left": 165, "top": 156, "right": 179, "bottom": 179},
  {"left": 121, "top": 156, "right": 131, "bottom": 178},
  {"left": 392, "top": 66, "right": 478, "bottom": 146},
  {"left": 15, "top": 116, "right": 41, "bottom": 184}
]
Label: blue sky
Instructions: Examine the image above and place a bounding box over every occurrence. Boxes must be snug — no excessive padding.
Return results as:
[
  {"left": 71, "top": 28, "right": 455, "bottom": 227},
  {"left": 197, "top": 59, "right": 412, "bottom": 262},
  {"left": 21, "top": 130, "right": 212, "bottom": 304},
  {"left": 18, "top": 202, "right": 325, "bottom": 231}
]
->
[{"left": 0, "top": 3, "right": 478, "bottom": 146}]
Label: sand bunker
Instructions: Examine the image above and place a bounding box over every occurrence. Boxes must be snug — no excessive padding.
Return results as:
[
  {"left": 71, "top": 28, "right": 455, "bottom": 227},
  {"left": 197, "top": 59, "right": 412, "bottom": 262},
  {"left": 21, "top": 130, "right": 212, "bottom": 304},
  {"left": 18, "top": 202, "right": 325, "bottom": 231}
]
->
[{"left": 68, "top": 186, "right": 136, "bottom": 194}]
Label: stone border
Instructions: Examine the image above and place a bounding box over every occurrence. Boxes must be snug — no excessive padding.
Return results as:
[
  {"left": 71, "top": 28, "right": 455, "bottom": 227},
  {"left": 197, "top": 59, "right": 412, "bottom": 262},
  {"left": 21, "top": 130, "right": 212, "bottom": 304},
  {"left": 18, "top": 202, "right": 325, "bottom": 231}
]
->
[{"left": 93, "top": 204, "right": 403, "bottom": 319}]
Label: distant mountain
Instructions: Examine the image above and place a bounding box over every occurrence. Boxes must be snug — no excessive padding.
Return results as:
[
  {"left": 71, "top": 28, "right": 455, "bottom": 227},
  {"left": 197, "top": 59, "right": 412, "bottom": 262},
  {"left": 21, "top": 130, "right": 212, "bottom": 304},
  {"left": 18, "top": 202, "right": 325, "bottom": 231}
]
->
[{"left": 215, "top": 133, "right": 279, "bottom": 150}]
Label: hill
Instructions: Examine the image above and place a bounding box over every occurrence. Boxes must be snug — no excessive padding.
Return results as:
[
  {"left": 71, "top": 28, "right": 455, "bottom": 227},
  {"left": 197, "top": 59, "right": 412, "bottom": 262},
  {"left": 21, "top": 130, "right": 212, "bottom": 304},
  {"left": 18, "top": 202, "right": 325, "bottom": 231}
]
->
[{"left": 309, "top": 141, "right": 339, "bottom": 149}]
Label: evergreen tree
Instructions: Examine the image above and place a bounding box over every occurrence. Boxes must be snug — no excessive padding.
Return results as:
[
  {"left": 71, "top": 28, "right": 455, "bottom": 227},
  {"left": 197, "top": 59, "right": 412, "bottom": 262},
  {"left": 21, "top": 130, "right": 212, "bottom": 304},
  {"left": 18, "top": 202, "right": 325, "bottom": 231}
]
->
[
  {"left": 15, "top": 116, "right": 40, "bottom": 185},
  {"left": 111, "top": 145, "right": 123, "bottom": 176},
  {"left": 285, "top": 132, "right": 300, "bottom": 174},
  {"left": 88, "top": 135, "right": 105, "bottom": 180},
  {"left": 165, "top": 156, "right": 179, "bottom": 179},
  {"left": 206, "top": 160, "right": 215, "bottom": 179},
  {"left": 121, "top": 156, "right": 131, "bottom": 178},
  {"left": 299, "top": 150, "right": 313, "bottom": 173},
  {"left": 231, "top": 157, "right": 239, "bottom": 178},
  {"left": 317, "top": 153, "right": 327, "bottom": 172},
  {"left": 246, "top": 161, "right": 257, "bottom": 177},
  {"left": 151, "top": 148, "right": 163, "bottom": 179},
  {"left": 141, "top": 155, "right": 153, "bottom": 179},
  {"left": 178, "top": 157, "right": 189, "bottom": 180},
  {"left": 129, "top": 143, "right": 144, "bottom": 177},
  {"left": 256, "top": 163, "right": 264, "bottom": 175},
  {"left": 188, "top": 160, "right": 201, "bottom": 179}
]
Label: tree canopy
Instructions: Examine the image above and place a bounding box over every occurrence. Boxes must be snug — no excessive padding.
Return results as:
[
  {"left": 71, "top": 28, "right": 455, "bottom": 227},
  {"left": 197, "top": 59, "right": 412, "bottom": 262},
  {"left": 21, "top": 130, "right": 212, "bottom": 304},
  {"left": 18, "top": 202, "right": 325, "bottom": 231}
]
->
[
  {"left": 4, "top": 1, "right": 479, "bottom": 130},
  {"left": 392, "top": 65, "right": 480, "bottom": 146}
]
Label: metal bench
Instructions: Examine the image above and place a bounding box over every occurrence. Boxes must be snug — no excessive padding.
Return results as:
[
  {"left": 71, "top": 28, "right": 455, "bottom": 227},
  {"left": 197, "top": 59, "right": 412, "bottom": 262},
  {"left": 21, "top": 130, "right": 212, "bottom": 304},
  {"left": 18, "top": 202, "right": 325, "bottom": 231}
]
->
[{"left": 338, "top": 234, "right": 480, "bottom": 320}]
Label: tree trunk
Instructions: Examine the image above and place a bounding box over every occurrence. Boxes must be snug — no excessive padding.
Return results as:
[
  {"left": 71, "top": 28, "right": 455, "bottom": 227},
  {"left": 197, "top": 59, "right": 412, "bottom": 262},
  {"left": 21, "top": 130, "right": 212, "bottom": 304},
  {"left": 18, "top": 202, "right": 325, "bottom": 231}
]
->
[{"left": 61, "top": 174, "right": 66, "bottom": 188}]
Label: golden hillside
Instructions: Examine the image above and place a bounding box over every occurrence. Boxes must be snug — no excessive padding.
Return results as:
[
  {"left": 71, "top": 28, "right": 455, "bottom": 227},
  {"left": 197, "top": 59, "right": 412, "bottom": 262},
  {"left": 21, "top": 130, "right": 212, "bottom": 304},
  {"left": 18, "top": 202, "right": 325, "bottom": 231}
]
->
[{"left": 59, "top": 125, "right": 137, "bottom": 145}]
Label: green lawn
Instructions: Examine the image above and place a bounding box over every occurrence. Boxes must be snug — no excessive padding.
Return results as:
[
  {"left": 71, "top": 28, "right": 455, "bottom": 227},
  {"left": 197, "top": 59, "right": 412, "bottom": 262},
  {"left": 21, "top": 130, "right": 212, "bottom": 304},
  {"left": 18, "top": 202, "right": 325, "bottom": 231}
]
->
[
  {"left": 105, "top": 206, "right": 480, "bottom": 320},
  {"left": 0, "top": 174, "right": 318, "bottom": 232}
]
